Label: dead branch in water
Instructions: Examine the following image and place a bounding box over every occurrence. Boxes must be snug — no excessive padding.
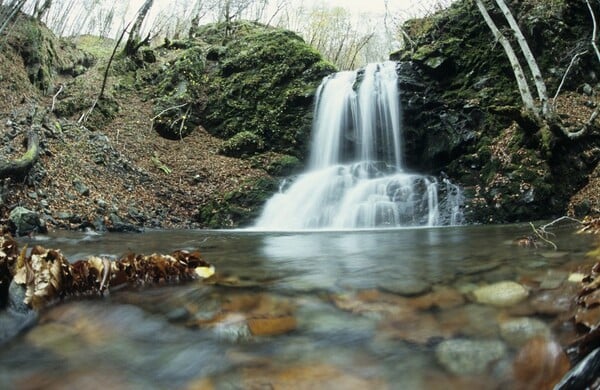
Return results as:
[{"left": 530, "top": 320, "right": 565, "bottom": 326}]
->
[{"left": 1, "top": 232, "right": 214, "bottom": 310}]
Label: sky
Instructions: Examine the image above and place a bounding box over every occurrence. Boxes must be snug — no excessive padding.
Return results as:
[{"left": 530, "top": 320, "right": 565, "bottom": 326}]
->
[
  {"left": 301, "top": 0, "right": 452, "bottom": 17},
  {"left": 131, "top": 0, "right": 454, "bottom": 21}
]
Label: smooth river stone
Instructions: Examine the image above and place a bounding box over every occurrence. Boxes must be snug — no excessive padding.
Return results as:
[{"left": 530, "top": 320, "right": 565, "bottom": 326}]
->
[
  {"left": 378, "top": 278, "right": 431, "bottom": 296},
  {"left": 472, "top": 281, "right": 529, "bottom": 307},
  {"left": 499, "top": 317, "right": 551, "bottom": 347},
  {"left": 435, "top": 339, "right": 507, "bottom": 375}
]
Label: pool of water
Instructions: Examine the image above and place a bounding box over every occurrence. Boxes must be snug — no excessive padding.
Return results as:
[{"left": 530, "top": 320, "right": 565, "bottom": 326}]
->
[{"left": 0, "top": 223, "right": 595, "bottom": 389}]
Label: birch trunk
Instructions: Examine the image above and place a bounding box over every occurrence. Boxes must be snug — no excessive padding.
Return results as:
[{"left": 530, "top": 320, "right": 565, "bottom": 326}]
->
[
  {"left": 475, "top": 0, "right": 537, "bottom": 116},
  {"left": 494, "top": 0, "right": 549, "bottom": 116}
]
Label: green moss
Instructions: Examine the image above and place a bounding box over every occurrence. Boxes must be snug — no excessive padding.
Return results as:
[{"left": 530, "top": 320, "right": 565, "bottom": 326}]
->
[
  {"left": 194, "top": 176, "right": 278, "bottom": 228},
  {"left": 219, "top": 131, "right": 265, "bottom": 157},
  {"left": 265, "top": 154, "right": 302, "bottom": 176},
  {"left": 201, "top": 22, "right": 336, "bottom": 157},
  {"left": 6, "top": 15, "right": 95, "bottom": 92},
  {"left": 151, "top": 46, "right": 208, "bottom": 139}
]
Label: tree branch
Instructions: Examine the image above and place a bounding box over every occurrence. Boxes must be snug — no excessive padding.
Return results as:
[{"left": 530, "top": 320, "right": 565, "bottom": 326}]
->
[
  {"left": 0, "top": 131, "right": 40, "bottom": 179},
  {"left": 553, "top": 50, "right": 588, "bottom": 108},
  {"left": 50, "top": 83, "right": 63, "bottom": 112}
]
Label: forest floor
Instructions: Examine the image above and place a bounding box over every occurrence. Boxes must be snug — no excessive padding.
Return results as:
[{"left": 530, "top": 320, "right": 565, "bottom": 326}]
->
[
  {"left": 1, "top": 16, "right": 600, "bottom": 233},
  {"left": 0, "top": 34, "right": 269, "bottom": 232}
]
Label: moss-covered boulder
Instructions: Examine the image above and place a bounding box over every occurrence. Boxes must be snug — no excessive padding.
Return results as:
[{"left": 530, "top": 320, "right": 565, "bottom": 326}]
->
[
  {"left": 199, "top": 22, "right": 336, "bottom": 157},
  {"left": 143, "top": 21, "right": 334, "bottom": 153},
  {"left": 194, "top": 176, "right": 278, "bottom": 228},
  {"left": 6, "top": 13, "right": 94, "bottom": 93},
  {"left": 394, "top": 0, "right": 600, "bottom": 223},
  {"left": 219, "top": 131, "right": 265, "bottom": 157},
  {"left": 150, "top": 46, "right": 207, "bottom": 139}
]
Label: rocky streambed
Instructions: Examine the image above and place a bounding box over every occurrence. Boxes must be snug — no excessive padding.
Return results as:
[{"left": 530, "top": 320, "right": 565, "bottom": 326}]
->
[{"left": 0, "top": 224, "right": 598, "bottom": 388}]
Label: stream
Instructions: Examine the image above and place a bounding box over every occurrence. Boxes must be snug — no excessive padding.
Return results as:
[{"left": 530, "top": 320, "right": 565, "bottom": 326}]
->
[{"left": 0, "top": 223, "right": 595, "bottom": 389}]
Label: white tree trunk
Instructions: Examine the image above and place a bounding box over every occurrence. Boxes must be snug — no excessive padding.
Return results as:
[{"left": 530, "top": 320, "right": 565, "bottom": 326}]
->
[
  {"left": 586, "top": 0, "right": 600, "bottom": 62},
  {"left": 475, "top": 0, "right": 537, "bottom": 116},
  {"left": 494, "top": 0, "right": 549, "bottom": 116}
]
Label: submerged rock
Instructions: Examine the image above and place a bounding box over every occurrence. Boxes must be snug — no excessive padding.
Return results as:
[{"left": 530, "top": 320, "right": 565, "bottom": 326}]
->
[
  {"left": 499, "top": 317, "right": 551, "bottom": 347},
  {"left": 0, "top": 281, "right": 38, "bottom": 345},
  {"left": 513, "top": 338, "right": 570, "bottom": 389},
  {"left": 242, "top": 363, "right": 388, "bottom": 389},
  {"left": 8, "top": 206, "right": 46, "bottom": 236},
  {"left": 472, "top": 281, "right": 528, "bottom": 307},
  {"left": 435, "top": 338, "right": 507, "bottom": 375},
  {"left": 378, "top": 278, "right": 431, "bottom": 296},
  {"left": 247, "top": 316, "right": 296, "bottom": 336}
]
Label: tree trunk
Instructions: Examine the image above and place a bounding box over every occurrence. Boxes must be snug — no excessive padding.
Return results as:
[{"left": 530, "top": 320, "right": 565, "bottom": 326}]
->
[
  {"left": 494, "top": 0, "right": 549, "bottom": 116},
  {"left": 0, "top": 131, "right": 40, "bottom": 179},
  {"left": 124, "top": 0, "right": 154, "bottom": 56},
  {"left": 0, "top": 0, "right": 26, "bottom": 36},
  {"left": 33, "top": 0, "right": 52, "bottom": 20},
  {"left": 475, "top": 0, "right": 537, "bottom": 117}
]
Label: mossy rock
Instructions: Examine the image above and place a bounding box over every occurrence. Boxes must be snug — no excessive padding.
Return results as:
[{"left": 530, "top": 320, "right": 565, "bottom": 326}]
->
[
  {"left": 219, "top": 131, "right": 265, "bottom": 157},
  {"left": 265, "top": 154, "right": 302, "bottom": 176},
  {"left": 7, "top": 14, "right": 94, "bottom": 93},
  {"left": 201, "top": 21, "right": 336, "bottom": 157},
  {"left": 151, "top": 46, "right": 207, "bottom": 139},
  {"left": 194, "top": 176, "right": 278, "bottom": 228}
]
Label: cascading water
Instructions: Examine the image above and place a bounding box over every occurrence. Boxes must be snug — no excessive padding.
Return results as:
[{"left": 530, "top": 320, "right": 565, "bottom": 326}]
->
[{"left": 255, "top": 61, "right": 463, "bottom": 230}]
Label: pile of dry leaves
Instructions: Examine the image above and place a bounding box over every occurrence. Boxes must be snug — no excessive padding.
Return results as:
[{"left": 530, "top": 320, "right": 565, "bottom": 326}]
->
[{"left": 0, "top": 229, "right": 214, "bottom": 310}]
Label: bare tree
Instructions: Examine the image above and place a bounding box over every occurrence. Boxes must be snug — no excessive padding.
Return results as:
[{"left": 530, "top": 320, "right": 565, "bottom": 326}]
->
[
  {"left": 0, "top": 0, "right": 27, "bottom": 36},
  {"left": 124, "top": 0, "right": 153, "bottom": 56},
  {"left": 32, "top": 0, "right": 52, "bottom": 20},
  {"left": 474, "top": 0, "right": 536, "bottom": 114},
  {"left": 476, "top": 0, "right": 599, "bottom": 139}
]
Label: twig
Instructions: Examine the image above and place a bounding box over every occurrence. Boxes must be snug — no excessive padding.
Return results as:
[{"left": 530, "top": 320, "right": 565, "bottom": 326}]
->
[
  {"left": 530, "top": 222, "right": 558, "bottom": 250},
  {"left": 552, "top": 50, "right": 588, "bottom": 109},
  {"left": 78, "top": 98, "right": 97, "bottom": 124},
  {"left": 528, "top": 217, "right": 584, "bottom": 251},
  {"left": 50, "top": 84, "right": 64, "bottom": 112},
  {"left": 178, "top": 105, "right": 192, "bottom": 140},
  {"left": 100, "top": 20, "right": 132, "bottom": 100},
  {"left": 539, "top": 216, "right": 583, "bottom": 231},
  {"left": 149, "top": 102, "right": 188, "bottom": 131}
]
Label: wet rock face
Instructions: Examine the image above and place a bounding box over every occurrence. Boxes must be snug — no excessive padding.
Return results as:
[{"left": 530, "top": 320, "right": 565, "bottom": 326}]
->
[
  {"left": 391, "top": 0, "right": 600, "bottom": 224},
  {"left": 397, "top": 61, "right": 480, "bottom": 174}
]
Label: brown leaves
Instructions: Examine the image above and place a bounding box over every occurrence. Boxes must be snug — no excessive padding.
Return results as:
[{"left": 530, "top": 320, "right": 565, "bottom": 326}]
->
[
  {"left": 567, "top": 262, "right": 600, "bottom": 362},
  {"left": 575, "top": 262, "right": 600, "bottom": 330},
  {"left": 0, "top": 231, "right": 19, "bottom": 276},
  {"left": 579, "top": 216, "right": 600, "bottom": 235},
  {"left": 1, "top": 232, "right": 214, "bottom": 310}
]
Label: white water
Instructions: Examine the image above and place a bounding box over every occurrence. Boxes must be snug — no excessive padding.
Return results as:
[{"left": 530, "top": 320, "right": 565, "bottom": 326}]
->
[{"left": 255, "top": 61, "right": 463, "bottom": 230}]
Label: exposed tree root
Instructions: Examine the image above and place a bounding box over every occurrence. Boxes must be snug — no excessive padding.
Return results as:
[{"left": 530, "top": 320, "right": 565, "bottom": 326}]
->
[{"left": 0, "top": 131, "right": 39, "bottom": 179}]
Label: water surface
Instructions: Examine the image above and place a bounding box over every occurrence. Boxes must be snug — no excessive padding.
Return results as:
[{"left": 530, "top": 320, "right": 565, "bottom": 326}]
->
[{"left": 0, "top": 224, "right": 594, "bottom": 389}]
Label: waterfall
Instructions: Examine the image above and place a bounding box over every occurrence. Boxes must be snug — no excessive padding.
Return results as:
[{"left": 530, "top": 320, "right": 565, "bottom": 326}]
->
[{"left": 255, "top": 61, "right": 463, "bottom": 230}]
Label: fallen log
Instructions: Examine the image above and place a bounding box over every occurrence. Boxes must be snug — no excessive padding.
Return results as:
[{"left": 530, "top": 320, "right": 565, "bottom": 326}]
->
[{"left": 0, "top": 131, "right": 40, "bottom": 179}]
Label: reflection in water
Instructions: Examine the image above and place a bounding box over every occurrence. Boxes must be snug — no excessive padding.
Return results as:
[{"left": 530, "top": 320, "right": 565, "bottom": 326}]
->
[{"left": 2, "top": 225, "right": 595, "bottom": 388}]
